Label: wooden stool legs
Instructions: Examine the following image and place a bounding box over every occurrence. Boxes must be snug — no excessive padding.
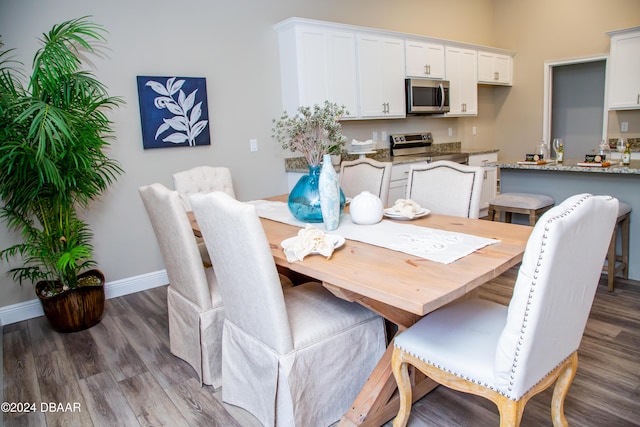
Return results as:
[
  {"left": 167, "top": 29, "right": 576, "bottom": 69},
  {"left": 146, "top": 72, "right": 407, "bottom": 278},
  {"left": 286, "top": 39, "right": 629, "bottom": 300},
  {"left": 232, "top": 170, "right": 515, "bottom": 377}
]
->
[
  {"left": 605, "top": 211, "right": 630, "bottom": 292},
  {"left": 488, "top": 205, "right": 552, "bottom": 226}
]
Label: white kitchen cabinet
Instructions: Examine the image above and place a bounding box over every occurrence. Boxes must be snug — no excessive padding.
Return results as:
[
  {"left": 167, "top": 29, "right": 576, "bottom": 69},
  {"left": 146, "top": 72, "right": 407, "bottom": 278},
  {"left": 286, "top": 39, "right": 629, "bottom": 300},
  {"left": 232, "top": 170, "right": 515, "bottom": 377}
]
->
[
  {"left": 606, "top": 27, "right": 640, "bottom": 110},
  {"left": 275, "top": 18, "right": 515, "bottom": 120},
  {"left": 357, "top": 33, "right": 406, "bottom": 118},
  {"left": 388, "top": 163, "right": 410, "bottom": 204},
  {"left": 275, "top": 21, "right": 359, "bottom": 117},
  {"left": 388, "top": 161, "right": 428, "bottom": 204},
  {"left": 468, "top": 152, "right": 498, "bottom": 218},
  {"left": 478, "top": 51, "right": 513, "bottom": 86},
  {"left": 405, "top": 40, "right": 445, "bottom": 79},
  {"left": 445, "top": 46, "right": 478, "bottom": 116}
]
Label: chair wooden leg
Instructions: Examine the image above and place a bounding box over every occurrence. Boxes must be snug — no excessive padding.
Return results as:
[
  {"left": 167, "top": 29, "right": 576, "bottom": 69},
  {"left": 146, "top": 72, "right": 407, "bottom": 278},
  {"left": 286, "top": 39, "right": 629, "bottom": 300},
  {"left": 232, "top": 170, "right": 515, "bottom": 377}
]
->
[
  {"left": 550, "top": 352, "right": 578, "bottom": 427},
  {"left": 488, "top": 207, "right": 496, "bottom": 221},
  {"left": 607, "top": 226, "right": 617, "bottom": 292},
  {"left": 505, "top": 211, "right": 512, "bottom": 223},
  {"left": 391, "top": 348, "right": 413, "bottom": 427},
  {"left": 496, "top": 396, "right": 526, "bottom": 427},
  {"left": 621, "top": 215, "right": 630, "bottom": 279}
]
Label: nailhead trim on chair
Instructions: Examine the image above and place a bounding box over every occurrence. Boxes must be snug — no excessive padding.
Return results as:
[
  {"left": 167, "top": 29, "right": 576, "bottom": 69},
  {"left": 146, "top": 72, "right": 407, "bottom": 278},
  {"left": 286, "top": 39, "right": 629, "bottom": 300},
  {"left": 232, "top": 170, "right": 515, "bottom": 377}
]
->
[
  {"left": 504, "top": 194, "right": 592, "bottom": 397},
  {"left": 407, "top": 163, "right": 480, "bottom": 218},
  {"left": 396, "top": 348, "right": 499, "bottom": 393},
  {"left": 341, "top": 162, "right": 388, "bottom": 198}
]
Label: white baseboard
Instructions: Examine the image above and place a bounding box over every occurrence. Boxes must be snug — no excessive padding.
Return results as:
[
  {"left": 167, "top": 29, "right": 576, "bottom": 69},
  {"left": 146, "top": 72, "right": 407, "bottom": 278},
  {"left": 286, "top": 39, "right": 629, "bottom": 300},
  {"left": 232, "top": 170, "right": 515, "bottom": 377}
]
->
[{"left": 0, "top": 269, "right": 169, "bottom": 326}]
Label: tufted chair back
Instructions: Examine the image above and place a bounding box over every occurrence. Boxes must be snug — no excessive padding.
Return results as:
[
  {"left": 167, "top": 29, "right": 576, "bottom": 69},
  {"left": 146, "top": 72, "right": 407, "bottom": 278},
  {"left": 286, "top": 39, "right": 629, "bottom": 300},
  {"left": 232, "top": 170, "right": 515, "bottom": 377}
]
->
[{"left": 172, "top": 166, "right": 236, "bottom": 210}]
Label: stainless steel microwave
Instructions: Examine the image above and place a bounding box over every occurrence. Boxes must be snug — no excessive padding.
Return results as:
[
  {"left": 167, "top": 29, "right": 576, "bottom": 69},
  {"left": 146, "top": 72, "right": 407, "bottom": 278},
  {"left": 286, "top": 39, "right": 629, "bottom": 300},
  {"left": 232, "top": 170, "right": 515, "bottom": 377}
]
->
[{"left": 405, "top": 78, "right": 450, "bottom": 114}]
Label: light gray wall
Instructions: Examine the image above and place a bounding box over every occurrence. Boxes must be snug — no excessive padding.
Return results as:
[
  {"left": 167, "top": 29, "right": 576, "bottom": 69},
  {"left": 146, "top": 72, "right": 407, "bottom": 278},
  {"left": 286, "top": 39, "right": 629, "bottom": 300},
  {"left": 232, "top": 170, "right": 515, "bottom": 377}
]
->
[{"left": 0, "top": 0, "right": 498, "bottom": 307}]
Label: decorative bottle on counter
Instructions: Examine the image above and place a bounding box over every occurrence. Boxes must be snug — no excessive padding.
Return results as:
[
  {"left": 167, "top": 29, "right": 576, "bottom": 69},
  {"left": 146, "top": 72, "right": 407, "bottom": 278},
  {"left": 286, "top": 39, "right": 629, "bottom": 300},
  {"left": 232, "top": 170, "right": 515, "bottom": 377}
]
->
[
  {"left": 319, "top": 154, "right": 340, "bottom": 231},
  {"left": 556, "top": 142, "right": 564, "bottom": 163},
  {"left": 622, "top": 143, "right": 631, "bottom": 165}
]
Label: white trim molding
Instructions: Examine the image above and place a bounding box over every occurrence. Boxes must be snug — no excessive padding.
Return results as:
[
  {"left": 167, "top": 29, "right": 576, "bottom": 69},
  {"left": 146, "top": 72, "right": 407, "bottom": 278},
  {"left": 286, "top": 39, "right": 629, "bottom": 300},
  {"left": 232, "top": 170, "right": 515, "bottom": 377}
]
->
[{"left": 0, "top": 269, "right": 169, "bottom": 326}]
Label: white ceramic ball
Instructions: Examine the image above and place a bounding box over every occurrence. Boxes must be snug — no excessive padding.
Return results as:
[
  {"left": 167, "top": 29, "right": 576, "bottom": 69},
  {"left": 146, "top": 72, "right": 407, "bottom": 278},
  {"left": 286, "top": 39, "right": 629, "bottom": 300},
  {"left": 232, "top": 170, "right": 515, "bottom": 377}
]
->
[{"left": 349, "top": 191, "right": 384, "bottom": 225}]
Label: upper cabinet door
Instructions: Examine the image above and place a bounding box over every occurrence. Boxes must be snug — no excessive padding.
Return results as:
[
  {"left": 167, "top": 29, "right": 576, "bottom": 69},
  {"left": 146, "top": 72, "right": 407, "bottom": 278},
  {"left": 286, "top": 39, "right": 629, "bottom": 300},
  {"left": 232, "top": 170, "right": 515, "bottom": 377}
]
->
[
  {"left": 607, "top": 27, "right": 640, "bottom": 110},
  {"left": 326, "top": 31, "right": 359, "bottom": 116},
  {"left": 276, "top": 23, "right": 359, "bottom": 117},
  {"left": 478, "top": 51, "right": 513, "bottom": 85},
  {"left": 446, "top": 46, "right": 478, "bottom": 116},
  {"left": 357, "top": 34, "right": 406, "bottom": 118},
  {"left": 405, "top": 40, "right": 445, "bottom": 79}
]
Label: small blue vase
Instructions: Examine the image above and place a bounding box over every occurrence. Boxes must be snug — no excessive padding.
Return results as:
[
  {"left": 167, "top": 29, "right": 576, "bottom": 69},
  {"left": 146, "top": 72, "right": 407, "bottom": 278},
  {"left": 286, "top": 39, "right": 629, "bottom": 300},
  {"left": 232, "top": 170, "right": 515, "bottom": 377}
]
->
[{"left": 288, "top": 164, "right": 346, "bottom": 223}]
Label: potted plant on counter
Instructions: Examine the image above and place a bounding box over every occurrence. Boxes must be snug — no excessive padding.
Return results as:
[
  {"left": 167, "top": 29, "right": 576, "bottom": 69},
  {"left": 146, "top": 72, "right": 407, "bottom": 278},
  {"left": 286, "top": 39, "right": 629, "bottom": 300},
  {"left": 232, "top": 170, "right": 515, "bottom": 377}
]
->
[
  {"left": 272, "top": 101, "right": 347, "bottom": 222},
  {"left": 0, "top": 17, "right": 123, "bottom": 332}
]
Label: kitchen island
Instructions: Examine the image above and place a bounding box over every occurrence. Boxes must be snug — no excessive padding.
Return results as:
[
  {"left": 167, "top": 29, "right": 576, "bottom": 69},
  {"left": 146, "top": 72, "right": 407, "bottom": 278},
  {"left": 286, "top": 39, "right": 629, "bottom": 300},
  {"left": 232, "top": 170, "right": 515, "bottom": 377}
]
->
[{"left": 493, "top": 159, "right": 640, "bottom": 280}]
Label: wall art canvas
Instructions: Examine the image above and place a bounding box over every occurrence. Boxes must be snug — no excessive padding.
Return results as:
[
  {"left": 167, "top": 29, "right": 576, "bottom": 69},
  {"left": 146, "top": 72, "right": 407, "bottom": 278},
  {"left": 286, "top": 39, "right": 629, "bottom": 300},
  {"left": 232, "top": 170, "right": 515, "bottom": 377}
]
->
[{"left": 137, "top": 76, "right": 210, "bottom": 149}]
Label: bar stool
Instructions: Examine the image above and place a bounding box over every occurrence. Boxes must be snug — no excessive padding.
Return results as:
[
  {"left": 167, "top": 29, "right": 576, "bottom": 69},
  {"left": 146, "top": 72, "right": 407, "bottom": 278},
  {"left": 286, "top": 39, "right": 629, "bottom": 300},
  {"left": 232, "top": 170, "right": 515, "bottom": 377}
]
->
[
  {"left": 487, "top": 193, "right": 555, "bottom": 226},
  {"left": 603, "top": 201, "right": 631, "bottom": 292}
]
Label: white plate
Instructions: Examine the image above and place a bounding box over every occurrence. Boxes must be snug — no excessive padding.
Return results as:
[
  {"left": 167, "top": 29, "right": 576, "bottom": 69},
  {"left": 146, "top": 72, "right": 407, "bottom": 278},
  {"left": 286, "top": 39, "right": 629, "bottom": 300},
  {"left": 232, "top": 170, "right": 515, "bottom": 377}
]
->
[
  {"left": 383, "top": 207, "right": 430, "bottom": 220},
  {"left": 281, "top": 234, "right": 346, "bottom": 253}
]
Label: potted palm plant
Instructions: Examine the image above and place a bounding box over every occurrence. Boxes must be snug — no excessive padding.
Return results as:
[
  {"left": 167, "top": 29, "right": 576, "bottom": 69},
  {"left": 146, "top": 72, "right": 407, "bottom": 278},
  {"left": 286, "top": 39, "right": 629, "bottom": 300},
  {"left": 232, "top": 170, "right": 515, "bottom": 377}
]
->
[{"left": 0, "top": 17, "right": 123, "bottom": 332}]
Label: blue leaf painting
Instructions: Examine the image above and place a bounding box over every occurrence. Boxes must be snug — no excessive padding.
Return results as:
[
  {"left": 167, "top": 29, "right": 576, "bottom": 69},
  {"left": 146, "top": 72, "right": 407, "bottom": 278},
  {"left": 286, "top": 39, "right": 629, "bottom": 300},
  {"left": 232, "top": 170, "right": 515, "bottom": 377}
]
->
[{"left": 137, "top": 76, "right": 211, "bottom": 149}]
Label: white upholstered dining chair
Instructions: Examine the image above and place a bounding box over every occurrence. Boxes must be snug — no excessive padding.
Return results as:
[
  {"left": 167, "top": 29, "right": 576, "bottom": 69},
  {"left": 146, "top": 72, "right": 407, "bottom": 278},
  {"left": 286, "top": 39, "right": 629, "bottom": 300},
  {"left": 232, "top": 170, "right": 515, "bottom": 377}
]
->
[
  {"left": 406, "top": 160, "right": 484, "bottom": 218},
  {"left": 139, "top": 183, "right": 225, "bottom": 387},
  {"left": 339, "top": 158, "right": 393, "bottom": 206},
  {"left": 191, "top": 191, "right": 386, "bottom": 427},
  {"left": 391, "top": 193, "right": 619, "bottom": 427}
]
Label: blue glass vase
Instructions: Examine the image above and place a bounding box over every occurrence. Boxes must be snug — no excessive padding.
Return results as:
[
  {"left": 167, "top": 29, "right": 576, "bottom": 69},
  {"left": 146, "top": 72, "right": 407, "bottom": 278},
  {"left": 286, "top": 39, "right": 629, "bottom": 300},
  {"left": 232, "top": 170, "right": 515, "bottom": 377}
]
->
[{"left": 288, "top": 164, "right": 346, "bottom": 223}]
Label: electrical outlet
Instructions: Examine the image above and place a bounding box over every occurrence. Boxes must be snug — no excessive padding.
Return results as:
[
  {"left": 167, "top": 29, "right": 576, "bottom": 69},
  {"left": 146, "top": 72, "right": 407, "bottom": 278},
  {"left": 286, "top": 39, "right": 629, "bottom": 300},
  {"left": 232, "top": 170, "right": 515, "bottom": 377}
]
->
[
  {"left": 472, "top": 126, "right": 477, "bottom": 135},
  {"left": 621, "top": 121, "right": 629, "bottom": 132},
  {"left": 372, "top": 131, "right": 378, "bottom": 141},
  {"left": 250, "top": 139, "right": 258, "bottom": 152},
  {"left": 448, "top": 128, "right": 453, "bottom": 137},
  {"left": 381, "top": 131, "right": 387, "bottom": 142}
]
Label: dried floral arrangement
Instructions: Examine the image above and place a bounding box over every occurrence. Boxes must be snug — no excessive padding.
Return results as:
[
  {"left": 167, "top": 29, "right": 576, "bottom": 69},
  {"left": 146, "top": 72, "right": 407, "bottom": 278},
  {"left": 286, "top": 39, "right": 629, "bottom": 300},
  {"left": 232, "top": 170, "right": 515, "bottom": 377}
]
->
[{"left": 272, "top": 101, "right": 348, "bottom": 167}]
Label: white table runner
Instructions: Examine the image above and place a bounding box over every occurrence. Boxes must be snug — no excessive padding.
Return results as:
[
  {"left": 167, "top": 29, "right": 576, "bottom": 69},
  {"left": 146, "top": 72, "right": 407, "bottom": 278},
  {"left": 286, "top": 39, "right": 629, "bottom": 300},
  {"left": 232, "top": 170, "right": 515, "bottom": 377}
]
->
[{"left": 249, "top": 200, "right": 499, "bottom": 264}]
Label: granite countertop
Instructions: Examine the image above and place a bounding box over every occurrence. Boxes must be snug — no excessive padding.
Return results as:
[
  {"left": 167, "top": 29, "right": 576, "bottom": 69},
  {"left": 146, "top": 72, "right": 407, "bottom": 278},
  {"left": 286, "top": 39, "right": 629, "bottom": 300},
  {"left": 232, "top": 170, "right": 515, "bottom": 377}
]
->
[
  {"left": 491, "top": 159, "right": 640, "bottom": 175},
  {"left": 285, "top": 143, "right": 499, "bottom": 172}
]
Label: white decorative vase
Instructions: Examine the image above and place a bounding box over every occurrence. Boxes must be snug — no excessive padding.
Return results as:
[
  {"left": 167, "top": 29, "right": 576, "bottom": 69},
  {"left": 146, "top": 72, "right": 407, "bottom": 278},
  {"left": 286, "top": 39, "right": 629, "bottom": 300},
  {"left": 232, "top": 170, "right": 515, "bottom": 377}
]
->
[
  {"left": 350, "top": 191, "right": 384, "bottom": 225},
  {"left": 319, "top": 154, "right": 340, "bottom": 231}
]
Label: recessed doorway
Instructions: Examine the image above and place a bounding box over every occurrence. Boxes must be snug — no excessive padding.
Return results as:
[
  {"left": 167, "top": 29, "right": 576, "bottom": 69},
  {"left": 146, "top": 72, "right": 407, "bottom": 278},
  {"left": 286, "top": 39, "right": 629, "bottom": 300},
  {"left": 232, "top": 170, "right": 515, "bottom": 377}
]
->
[{"left": 543, "top": 55, "right": 608, "bottom": 159}]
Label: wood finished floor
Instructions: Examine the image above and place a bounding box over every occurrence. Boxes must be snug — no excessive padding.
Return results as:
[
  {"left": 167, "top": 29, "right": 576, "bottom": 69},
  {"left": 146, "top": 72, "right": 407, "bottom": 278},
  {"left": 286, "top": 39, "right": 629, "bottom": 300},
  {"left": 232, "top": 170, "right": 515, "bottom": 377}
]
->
[{"left": 3, "top": 268, "right": 640, "bottom": 426}]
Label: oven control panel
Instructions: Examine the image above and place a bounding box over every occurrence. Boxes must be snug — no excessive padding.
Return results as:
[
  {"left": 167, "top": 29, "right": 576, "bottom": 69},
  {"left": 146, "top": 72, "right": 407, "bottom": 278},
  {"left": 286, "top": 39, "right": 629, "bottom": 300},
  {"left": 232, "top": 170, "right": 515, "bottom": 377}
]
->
[{"left": 390, "top": 132, "right": 433, "bottom": 145}]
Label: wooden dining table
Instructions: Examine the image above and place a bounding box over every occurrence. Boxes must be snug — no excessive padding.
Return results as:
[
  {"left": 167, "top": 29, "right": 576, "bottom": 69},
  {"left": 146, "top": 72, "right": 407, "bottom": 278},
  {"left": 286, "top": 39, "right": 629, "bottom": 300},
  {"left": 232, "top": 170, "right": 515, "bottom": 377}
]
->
[{"left": 189, "top": 194, "right": 532, "bottom": 426}]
